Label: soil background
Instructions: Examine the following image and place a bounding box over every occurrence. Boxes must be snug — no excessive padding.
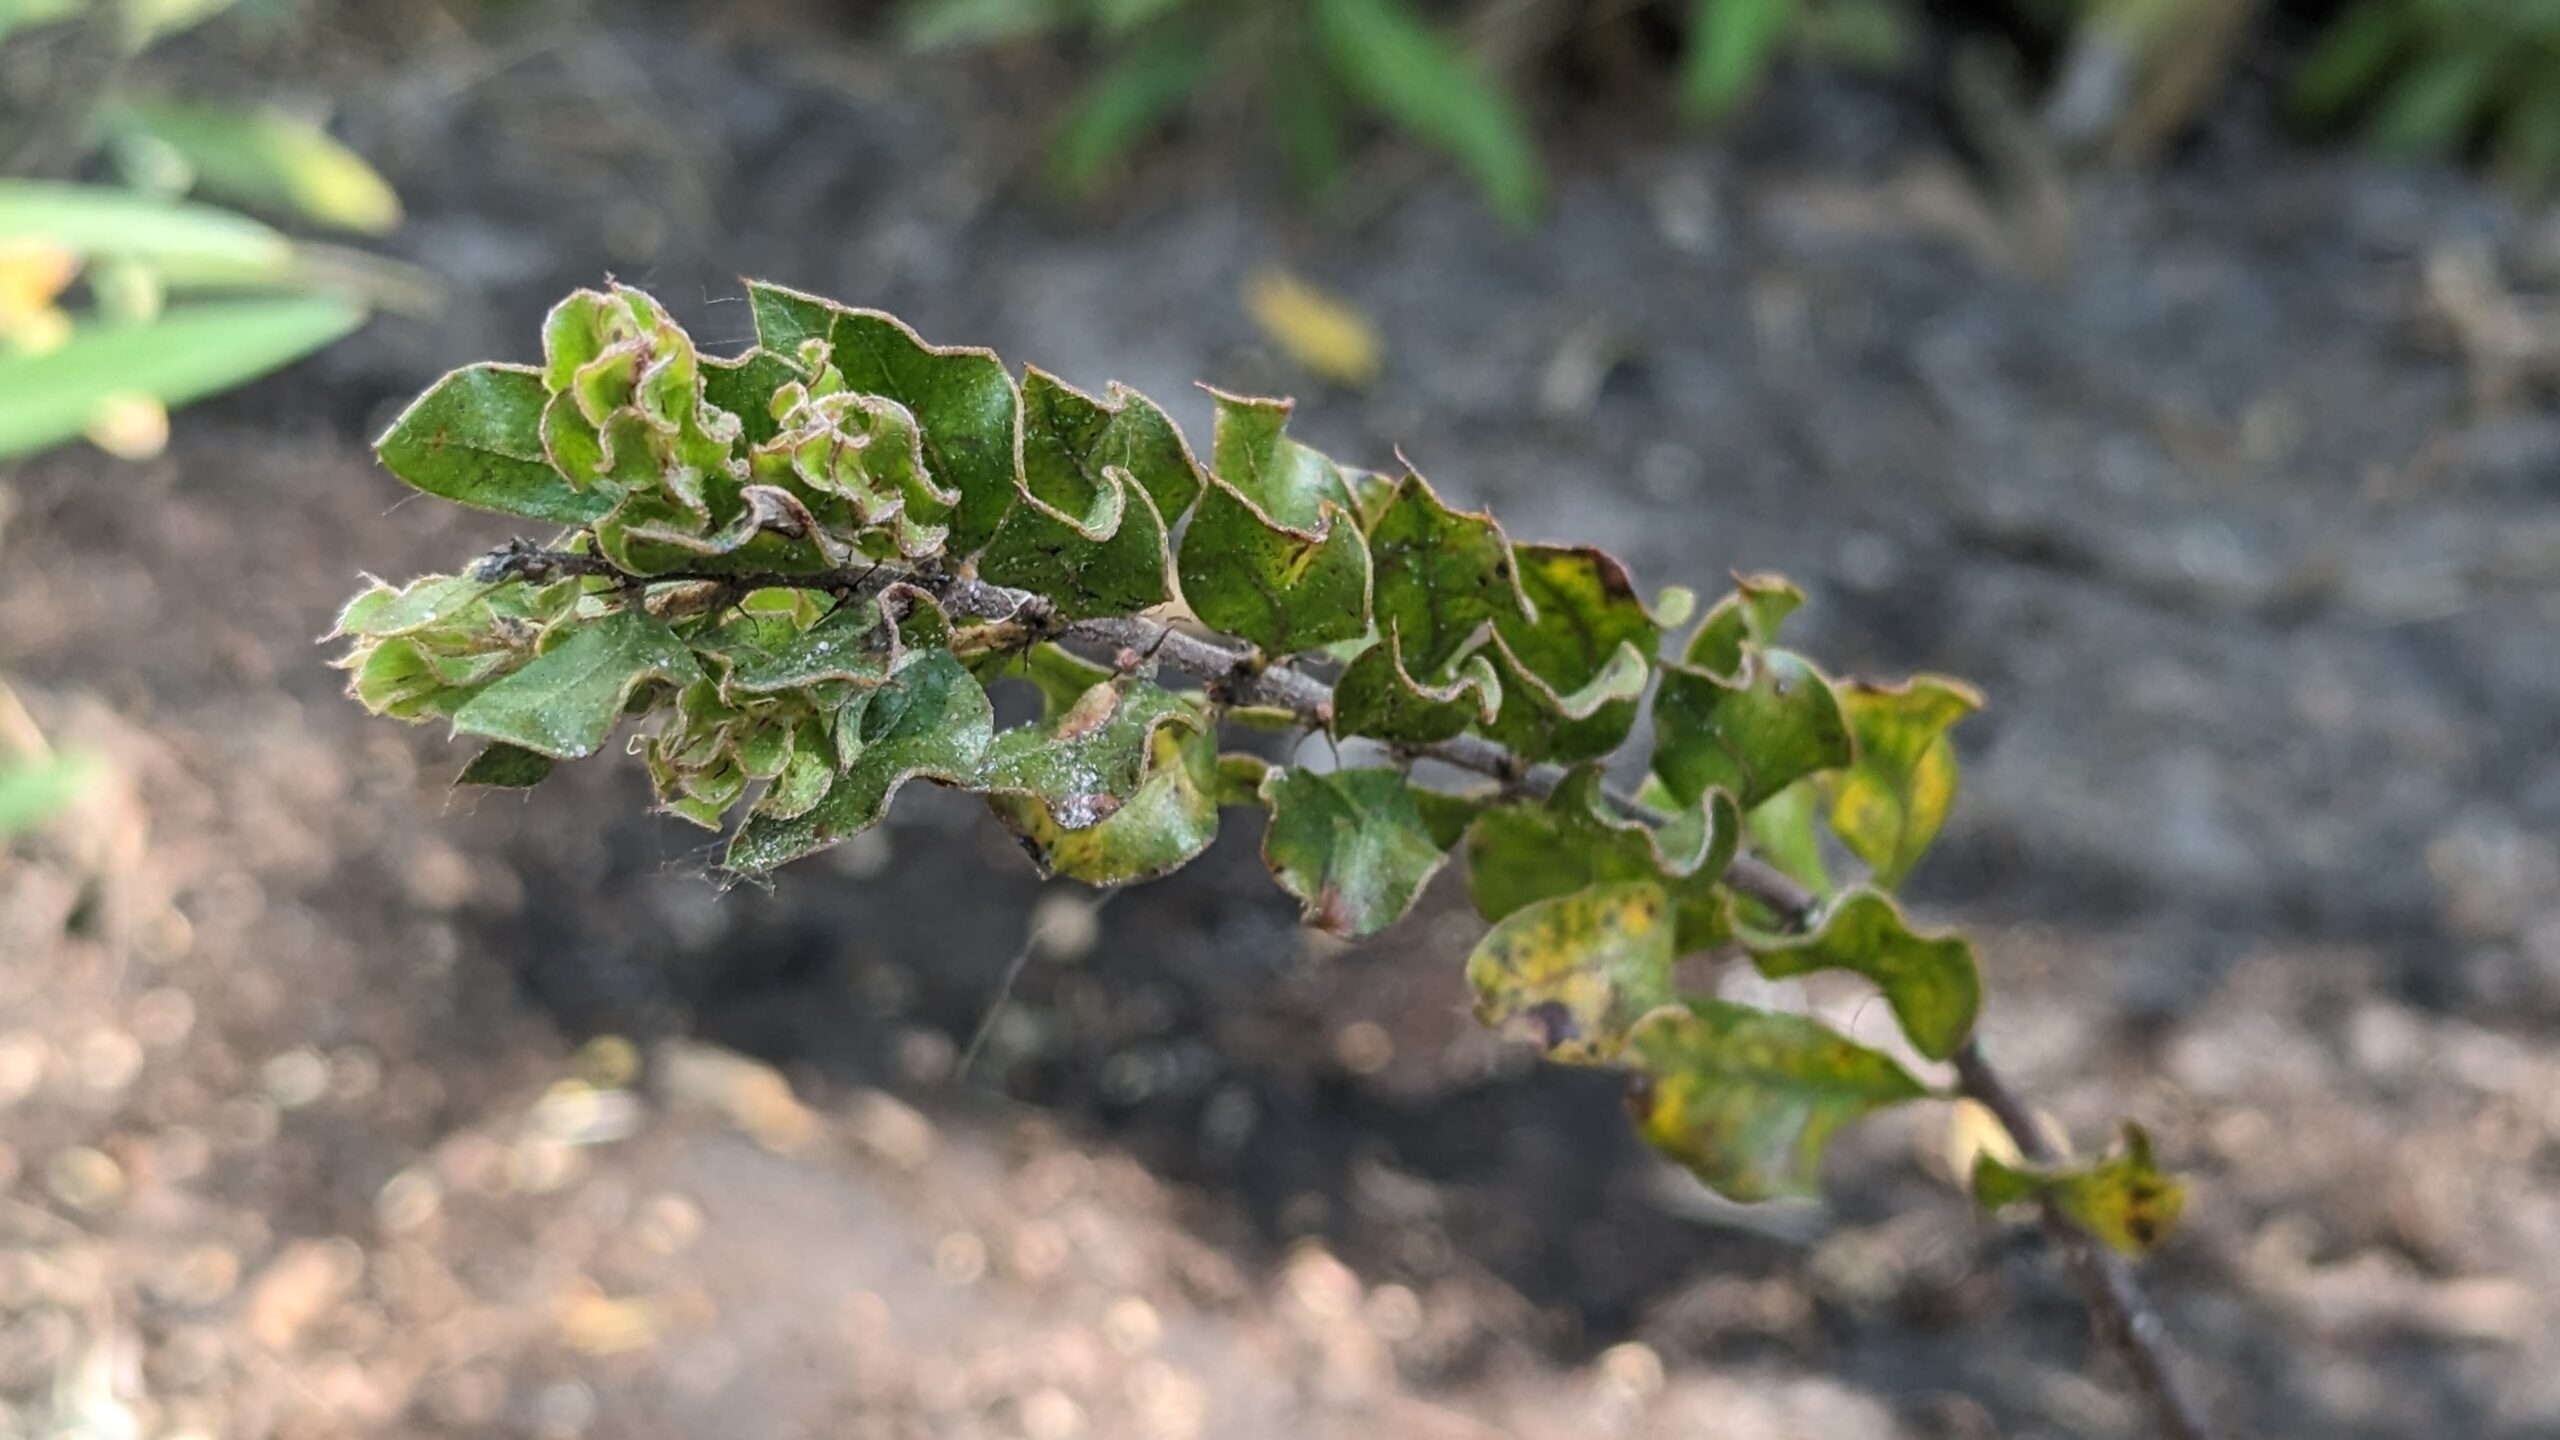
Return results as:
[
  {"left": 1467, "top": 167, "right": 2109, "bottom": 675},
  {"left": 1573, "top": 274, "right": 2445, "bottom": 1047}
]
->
[{"left": 5, "top": 4, "right": 2560, "bottom": 1437}]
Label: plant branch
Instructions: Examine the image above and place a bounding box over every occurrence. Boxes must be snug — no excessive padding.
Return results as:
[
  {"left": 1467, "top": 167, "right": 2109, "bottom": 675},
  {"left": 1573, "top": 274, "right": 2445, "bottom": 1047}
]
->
[{"left": 480, "top": 539, "right": 2212, "bottom": 1439}]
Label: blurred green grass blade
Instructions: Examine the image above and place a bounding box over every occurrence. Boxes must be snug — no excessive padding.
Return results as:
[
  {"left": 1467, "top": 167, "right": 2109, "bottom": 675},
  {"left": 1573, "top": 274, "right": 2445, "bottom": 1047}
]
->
[
  {"left": 1312, "top": 0, "right": 1543, "bottom": 224},
  {"left": 901, "top": 0, "right": 1064, "bottom": 49},
  {"left": 1095, "top": 0, "right": 1192, "bottom": 33},
  {"left": 105, "top": 100, "right": 402, "bottom": 234},
  {"left": 2290, "top": 0, "right": 2414, "bottom": 124},
  {"left": 1268, "top": 16, "right": 1349, "bottom": 198},
  {"left": 0, "top": 0, "right": 84, "bottom": 44},
  {"left": 1051, "top": 29, "right": 1211, "bottom": 194},
  {"left": 119, "top": 0, "right": 239, "bottom": 49},
  {"left": 0, "top": 752, "right": 98, "bottom": 838},
  {"left": 1683, "top": 0, "right": 1798, "bottom": 121},
  {"left": 0, "top": 180, "right": 295, "bottom": 275},
  {"left": 0, "top": 296, "right": 362, "bottom": 460},
  {"left": 2497, "top": 73, "right": 2560, "bottom": 194},
  {"left": 2365, "top": 41, "right": 2501, "bottom": 158}
]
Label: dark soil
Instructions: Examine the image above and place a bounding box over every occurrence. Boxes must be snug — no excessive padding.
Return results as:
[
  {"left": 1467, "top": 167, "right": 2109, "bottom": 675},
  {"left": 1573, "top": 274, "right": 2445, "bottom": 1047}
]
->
[{"left": 5, "top": 3, "right": 2558, "bottom": 1436}]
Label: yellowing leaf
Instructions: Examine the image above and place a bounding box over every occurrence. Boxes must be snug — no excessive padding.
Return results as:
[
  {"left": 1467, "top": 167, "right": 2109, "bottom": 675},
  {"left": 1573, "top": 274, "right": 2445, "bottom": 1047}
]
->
[
  {"left": 1822, "top": 675, "right": 1981, "bottom": 889},
  {"left": 1245, "top": 266, "right": 1382, "bottom": 387},
  {"left": 1972, "top": 1122, "right": 2187, "bottom": 1255},
  {"left": 1466, "top": 880, "right": 1675, "bottom": 1062}
]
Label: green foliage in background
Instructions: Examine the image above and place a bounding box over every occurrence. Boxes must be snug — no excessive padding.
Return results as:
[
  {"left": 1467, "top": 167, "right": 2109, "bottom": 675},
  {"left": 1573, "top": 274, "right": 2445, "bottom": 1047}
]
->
[
  {"left": 335, "top": 280, "right": 2182, "bottom": 1240},
  {"left": 898, "top": 0, "right": 1920, "bottom": 216},
  {"left": 904, "top": 0, "right": 1546, "bottom": 220},
  {"left": 2292, "top": 0, "right": 2560, "bottom": 190},
  {"left": 0, "top": 0, "right": 402, "bottom": 460}
]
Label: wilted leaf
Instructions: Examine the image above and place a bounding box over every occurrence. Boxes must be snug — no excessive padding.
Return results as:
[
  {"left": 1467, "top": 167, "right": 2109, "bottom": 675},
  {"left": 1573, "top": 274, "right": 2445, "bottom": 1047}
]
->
[
  {"left": 107, "top": 100, "right": 402, "bottom": 233},
  {"left": 376, "top": 362, "right": 613, "bottom": 524},
  {"left": 1624, "top": 999, "right": 1927, "bottom": 1201},
  {"left": 747, "top": 281, "right": 1020, "bottom": 556},
  {"left": 451, "top": 608, "right": 703, "bottom": 760},
  {"left": 1823, "top": 675, "right": 1980, "bottom": 888},
  {"left": 1258, "top": 766, "right": 1447, "bottom": 937},
  {"left": 728, "top": 649, "right": 997, "bottom": 873},
  {"left": 1467, "top": 880, "right": 1675, "bottom": 1062},
  {"left": 1244, "top": 266, "right": 1382, "bottom": 387},
  {"left": 1745, "top": 886, "right": 1979, "bottom": 1060},
  {"left": 1175, "top": 389, "right": 1371, "bottom": 653},
  {"left": 979, "top": 367, "right": 1198, "bottom": 617},
  {"left": 1973, "top": 1123, "right": 2186, "bottom": 1255},
  {"left": 0, "top": 297, "right": 361, "bottom": 461}
]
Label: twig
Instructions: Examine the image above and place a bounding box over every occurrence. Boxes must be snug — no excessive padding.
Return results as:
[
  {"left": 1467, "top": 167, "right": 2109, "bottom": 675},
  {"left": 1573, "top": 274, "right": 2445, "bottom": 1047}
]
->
[
  {"left": 480, "top": 540, "right": 2213, "bottom": 1439},
  {"left": 1725, "top": 856, "right": 2215, "bottom": 1440}
]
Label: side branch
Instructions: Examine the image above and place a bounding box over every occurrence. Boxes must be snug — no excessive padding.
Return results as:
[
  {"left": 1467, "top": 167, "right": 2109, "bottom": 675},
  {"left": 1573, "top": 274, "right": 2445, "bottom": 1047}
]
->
[{"left": 480, "top": 540, "right": 2212, "bottom": 1440}]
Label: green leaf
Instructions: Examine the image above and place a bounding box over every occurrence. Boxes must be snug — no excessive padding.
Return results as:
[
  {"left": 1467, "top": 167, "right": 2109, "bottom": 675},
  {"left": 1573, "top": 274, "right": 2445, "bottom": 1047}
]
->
[
  {"left": 1359, "top": 469, "right": 1529, "bottom": 673},
  {"left": 105, "top": 99, "right": 403, "bottom": 234},
  {"left": 1684, "top": 571, "right": 1802, "bottom": 677},
  {"left": 1465, "top": 765, "right": 1739, "bottom": 953},
  {"left": 450, "top": 609, "right": 703, "bottom": 760},
  {"left": 978, "top": 367, "right": 1199, "bottom": 617},
  {"left": 1175, "top": 390, "right": 1372, "bottom": 654},
  {"left": 334, "top": 573, "right": 495, "bottom": 639},
  {"left": 1478, "top": 545, "right": 1661, "bottom": 764},
  {"left": 0, "top": 298, "right": 362, "bottom": 461},
  {"left": 0, "top": 180, "right": 295, "bottom": 279},
  {"left": 1652, "top": 648, "right": 1850, "bottom": 810},
  {"left": 0, "top": 753, "right": 99, "bottom": 838},
  {"left": 375, "top": 363, "right": 613, "bottom": 524},
  {"left": 1743, "top": 777, "right": 1833, "bottom": 899},
  {"left": 974, "top": 641, "right": 1117, "bottom": 719},
  {"left": 1822, "top": 675, "right": 1980, "bottom": 889},
  {"left": 985, "top": 699, "right": 1221, "bottom": 885},
  {"left": 1744, "top": 886, "right": 1979, "bottom": 1061},
  {"left": 456, "top": 741, "right": 555, "bottom": 789},
  {"left": 1051, "top": 27, "right": 1213, "bottom": 193},
  {"left": 1311, "top": 0, "right": 1543, "bottom": 224},
  {"left": 728, "top": 649, "right": 997, "bottom": 873},
  {"left": 700, "top": 600, "right": 899, "bottom": 700},
  {"left": 1257, "top": 766, "right": 1448, "bottom": 937},
  {"left": 1682, "top": 0, "right": 1797, "bottom": 121},
  {"left": 981, "top": 678, "right": 1207, "bottom": 839},
  {"left": 1466, "top": 880, "right": 1676, "bottom": 1063},
  {"left": 746, "top": 281, "right": 1021, "bottom": 556},
  {"left": 1624, "top": 999, "right": 1926, "bottom": 1201},
  {"left": 1332, "top": 632, "right": 1500, "bottom": 743},
  {"left": 1973, "top": 1123, "right": 2186, "bottom": 1256}
]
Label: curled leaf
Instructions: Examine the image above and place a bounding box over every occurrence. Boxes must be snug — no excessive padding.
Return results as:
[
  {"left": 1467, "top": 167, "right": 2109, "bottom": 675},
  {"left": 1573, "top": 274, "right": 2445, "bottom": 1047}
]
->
[
  {"left": 1822, "top": 675, "right": 1981, "bottom": 889},
  {"left": 726, "top": 649, "right": 995, "bottom": 873},
  {"left": 451, "top": 608, "right": 704, "bottom": 760},
  {"left": 1466, "top": 880, "right": 1675, "bottom": 1063},
  {"left": 1744, "top": 886, "right": 1980, "bottom": 1061},
  {"left": 1465, "top": 765, "right": 1739, "bottom": 952},
  {"left": 1623, "top": 999, "right": 1926, "bottom": 1201},
  {"left": 1972, "top": 1123, "right": 2186, "bottom": 1255},
  {"left": 1257, "top": 766, "right": 1448, "bottom": 937},
  {"left": 1175, "top": 389, "right": 1372, "bottom": 654},
  {"left": 978, "top": 367, "right": 1198, "bottom": 618}
]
